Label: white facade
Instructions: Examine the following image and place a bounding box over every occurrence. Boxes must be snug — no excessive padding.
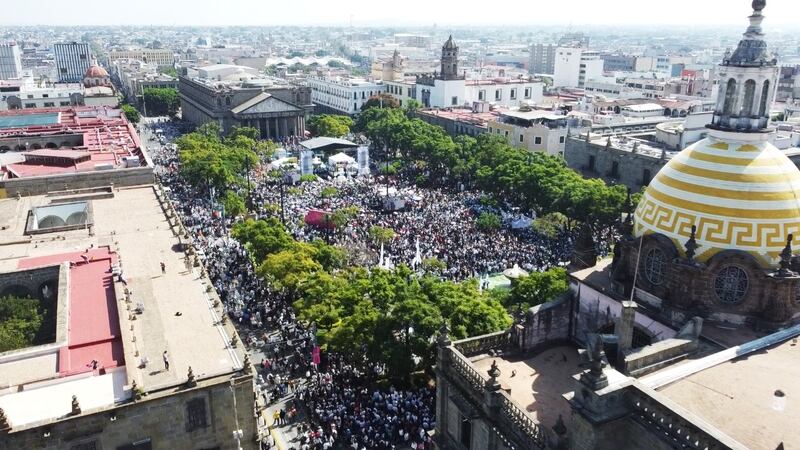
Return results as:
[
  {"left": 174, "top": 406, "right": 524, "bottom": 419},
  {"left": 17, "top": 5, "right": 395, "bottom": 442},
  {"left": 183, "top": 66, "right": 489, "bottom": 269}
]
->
[
  {"left": 308, "top": 76, "right": 386, "bottom": 115},
  {"left": 107, "top": 49, "right": 174, "bottom": 68},
  {"left": 0, "top": 78, "right": 83, "bottom": 110},
  {"left": 0, "top": 43, "right": 22, "bottom": 80},
  {"left": 53, "top": 42, "right": 91, "bottom": 83},
  {"left": 554, "top": 47, "right": 603, "bottom": 88},
  {"left": 487, "top": 111, "right": 570, "bottom": 156},
  {"left": 465, "top": 81, "right": 543, "bottom": 107}
]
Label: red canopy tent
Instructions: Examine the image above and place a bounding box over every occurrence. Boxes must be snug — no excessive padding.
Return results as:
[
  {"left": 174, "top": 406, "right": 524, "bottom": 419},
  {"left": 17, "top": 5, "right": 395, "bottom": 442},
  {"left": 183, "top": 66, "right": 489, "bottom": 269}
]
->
[{"left": 305, "top": 209, "right": 336, "bottom": 229}]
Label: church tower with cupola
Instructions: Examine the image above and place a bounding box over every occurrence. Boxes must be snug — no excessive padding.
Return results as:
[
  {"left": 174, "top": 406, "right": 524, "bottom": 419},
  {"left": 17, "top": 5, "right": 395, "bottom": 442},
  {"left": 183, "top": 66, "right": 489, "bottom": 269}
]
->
[
  {"left": 709, "top": 0, "right": 778, "bottom": 133},
  {"left": 612, "top": 0, "right": 800, "bottom": 330},
  {"left": 440, "top": 35, "right": 462, "bottom": 81}
]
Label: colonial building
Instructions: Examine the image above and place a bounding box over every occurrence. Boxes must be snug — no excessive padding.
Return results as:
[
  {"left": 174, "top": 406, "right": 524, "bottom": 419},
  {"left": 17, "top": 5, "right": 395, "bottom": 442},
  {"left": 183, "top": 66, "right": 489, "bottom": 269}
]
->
[
  {"left": 434, "top": 3, "right": 800, "bottom": 450},
  {"left": 179, "top": 65, "right": 312, "bottom": 137}
]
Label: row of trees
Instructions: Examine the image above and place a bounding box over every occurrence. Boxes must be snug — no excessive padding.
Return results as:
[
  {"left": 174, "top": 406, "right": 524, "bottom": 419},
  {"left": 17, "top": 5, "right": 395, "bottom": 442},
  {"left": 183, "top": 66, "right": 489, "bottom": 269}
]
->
[
  {"left": 177, "top": 124, "right": 276, "bottom": 217},
  {"left": 232, "top": 218, "right": 511, "bottom": 380},
  {"left": 357, "top": 107, "right": 628, "bottom": 232}
]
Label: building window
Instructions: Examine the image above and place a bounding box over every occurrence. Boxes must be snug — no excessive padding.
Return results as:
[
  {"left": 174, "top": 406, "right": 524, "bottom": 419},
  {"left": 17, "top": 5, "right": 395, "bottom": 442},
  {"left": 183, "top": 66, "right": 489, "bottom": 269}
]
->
[
  {"left": 71, "top": 441, "right": 98, "bottom": 450},
  {"left": 488, "top": 127, "right": 492, "bottom": 133},
  {"left": 519, "top": 134, "right": 524, "bottom": 143},
  {"left": 186, "top": 398, "right": 208, "bottom": 432},
  {"left": 478, "top": 90, "right": 486, "bottom": 101},
  {"left": 60, "top": 101, "right": 70, "bottom": 106},
  {"left": 559, "top": 136, "right": 566, "bottom": 144},
  {"left": 610, "top": 161, "right": 619, "bottom": 178},
  {"left": 510, "top": 89, "right": 517, "bottom": 100},
  {"left": 25, "top": 103, "right": 36, "bottom": 108},
  {"left": 44, "top": 102, "right": 55, "bottom": 107},
  {"left": 644, "top": 248, "right": 666, "bottom": 285},
  {"left": 504, "top": 130, "right": 509, "bottom": 137},
  {"left": 524, "top": 88, "right": 531, "bottom": 99},
  {"left": 451, "top": 96, "right": 458, "bottom": 105},
  {"left": 714, "top": 266, "right": 748, "bottom": 304},
  {"left": 42, "top": 94, "right": 49, "bottom": 98},
  {"left": 495, "top": 90, "right": 501, "bottom": 100},
  {"left": 534, "top": 136, "right": 542, "bottom": 145},
  {"left": 460, "top": 417, "right": 472, "bottom": 448}
]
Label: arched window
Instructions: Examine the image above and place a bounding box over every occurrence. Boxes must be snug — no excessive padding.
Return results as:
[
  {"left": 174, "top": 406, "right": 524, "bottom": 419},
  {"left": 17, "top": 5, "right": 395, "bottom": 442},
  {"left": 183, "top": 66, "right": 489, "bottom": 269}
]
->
[
  {"left": 644, "top": 248, "right": 666, "bottom": 285},
  {"left": 723, "top": 79, "right": 737, "bottom": 115},
  {"left": 759, "top": 80, "right": 771, "bottom": 116},
  {"left": 714, "top": 266, "right": 749, "bottom": 304},
  {"left": 742, "top": 79, "right": 756, "bottom": 116}
]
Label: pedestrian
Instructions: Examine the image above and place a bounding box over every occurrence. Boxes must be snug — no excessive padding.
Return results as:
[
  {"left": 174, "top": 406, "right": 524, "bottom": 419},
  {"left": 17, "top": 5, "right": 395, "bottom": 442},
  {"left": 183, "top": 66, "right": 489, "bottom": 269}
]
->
[
  {"left": 163, "top": 350, "right": 170, "bottom": 371},
  {"left": 160, "top": 262, "right": 166, "bottom": 274}
]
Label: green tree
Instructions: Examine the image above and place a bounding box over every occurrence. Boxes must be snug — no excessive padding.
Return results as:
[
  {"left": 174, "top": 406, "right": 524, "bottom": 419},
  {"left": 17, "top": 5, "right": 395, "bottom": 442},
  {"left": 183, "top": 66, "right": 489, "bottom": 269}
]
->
[
  {"left": 368, "top": 226, "right": 395, "bottom": 246},
  {"left": 404, "top": 99, "right": 422, "bottom": 116},
  {"left": 143, "top": 87, "right": 180, "bottom": 116},
  {"left": 121, "top": 104, "right": 141, "bottom": 124},
  {"left": 222, "top": 190, "right": 246, "bottom": 217},
  {"left": 232, "top": 218, "right": 294, "bottom": 262},
  {"left": 0, "top": 296, "right": 44, "bottom": 353},
  {"left": 361, "top": 93, "right": 400, "bottom": 111},
  {"left": 258, "top": 247, "right": 322, "bottom": 294},
  {"left": 476, "top": 212, "right": 501, "bottom": 231},
  {"left": 532, "top": 212, "right": 568, "bottom": 238},
  {"left": 159, "top": 66, "right": 179, "bottom": 77},
  {"left": 509, "top": 268, "right": 569, "bottom": 312},
  {"left": 307, "top": 115, "right": 354, "bottom": 137}
]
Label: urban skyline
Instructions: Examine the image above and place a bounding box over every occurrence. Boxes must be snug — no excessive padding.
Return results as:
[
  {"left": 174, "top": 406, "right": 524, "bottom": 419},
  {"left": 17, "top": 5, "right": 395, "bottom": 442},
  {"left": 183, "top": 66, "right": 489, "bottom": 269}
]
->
[{"left": 4, "top": 0, "right": 800, "bottom": 27}]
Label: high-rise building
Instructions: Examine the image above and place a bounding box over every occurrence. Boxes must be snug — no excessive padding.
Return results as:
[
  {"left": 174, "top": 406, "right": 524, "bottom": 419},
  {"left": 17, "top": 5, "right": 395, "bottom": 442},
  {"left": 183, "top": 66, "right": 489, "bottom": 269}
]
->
[
  {"left": 553, "top": 47, "right": 603, "bottom": 88},
  {"left": 53, "top": 42, "right": 91, "bottom": 83},
  {"left": 529, "top": 43, "right": 556, "bottom": 75},
  {"left": 0, "top": 42, "right": 22, "bottom": 80}
]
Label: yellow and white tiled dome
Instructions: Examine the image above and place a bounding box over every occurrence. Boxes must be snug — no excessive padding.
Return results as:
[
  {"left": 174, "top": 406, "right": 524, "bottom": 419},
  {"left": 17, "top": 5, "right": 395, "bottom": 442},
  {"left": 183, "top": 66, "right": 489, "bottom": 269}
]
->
[{"left": 634, "top": 133, "right": 800, "bottom": 268}]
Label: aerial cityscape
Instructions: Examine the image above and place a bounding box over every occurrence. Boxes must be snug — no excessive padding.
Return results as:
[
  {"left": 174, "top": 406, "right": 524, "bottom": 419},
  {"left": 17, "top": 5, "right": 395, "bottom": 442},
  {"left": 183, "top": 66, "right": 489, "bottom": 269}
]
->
[{"left": 0, "top": 1, "right": 799, "bottom": 449}]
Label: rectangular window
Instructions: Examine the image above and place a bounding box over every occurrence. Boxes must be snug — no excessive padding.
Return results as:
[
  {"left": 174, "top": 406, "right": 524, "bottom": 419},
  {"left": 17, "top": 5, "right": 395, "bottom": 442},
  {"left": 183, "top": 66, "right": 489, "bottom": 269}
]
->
[
  {"left": 460, "top": 417, "right": 472, "bottom": 448},
  {"left": 42, "top": 94, "right": 49, "bottom": 98},
  {"left": 504, "top": 130, "right": 509, "bottom": 137},
  {"left": 495, "top": 90, "right": 501, "bottom": 100},
  {"left": 27, "top": 94, "right": 33, "bottom": 99},
  {"left": 451, "top": 96, "right": 458, "bottom": 105},
  {"left": 44, "top": 102, "right": 55, "bottom": 107},
  {"left": 25, "top": 103, "right": 36, "bottom": 108},
  {"left": 524, "top": 88, "right": 531, "bottom": 99},
  {"left": 559, "top": 136, "right": 566, "bottom": 144},
  {"left": 399, "top": 87, "right": 403, "bottom": 95},
  {"left": 510, "top": 89, "right": 517, "bottom": 100},
  {"left": 534, "top": 137, "right": 542, "bottom": 145},
  {"left": 478, "top": 90, "right": 486, "bottom": 101},
  {"left": 60, "top": 68, "right": 67, "bottom": 74},
  {"left": 519, "top": 134, "right": 524, "bottom": 143},
  {"left": 186, "top": 398, "right": 208, "bottom": 432},
  {"left": 60, "top": 101, "right": 70, "bottom": 106}
]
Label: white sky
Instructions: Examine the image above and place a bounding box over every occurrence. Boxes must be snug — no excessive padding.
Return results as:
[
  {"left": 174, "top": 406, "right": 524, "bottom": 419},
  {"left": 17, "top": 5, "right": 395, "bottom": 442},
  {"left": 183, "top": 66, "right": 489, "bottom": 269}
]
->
[{"left": 3, "top": 0, "right": 800, "bottom": 27}]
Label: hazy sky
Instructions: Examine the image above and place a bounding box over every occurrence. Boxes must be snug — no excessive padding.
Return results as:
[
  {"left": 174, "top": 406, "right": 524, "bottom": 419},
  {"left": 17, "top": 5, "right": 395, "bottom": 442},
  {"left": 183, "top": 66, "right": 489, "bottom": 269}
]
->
[{"left": 3, "top": 0, "right": 800, "bottom": 27}]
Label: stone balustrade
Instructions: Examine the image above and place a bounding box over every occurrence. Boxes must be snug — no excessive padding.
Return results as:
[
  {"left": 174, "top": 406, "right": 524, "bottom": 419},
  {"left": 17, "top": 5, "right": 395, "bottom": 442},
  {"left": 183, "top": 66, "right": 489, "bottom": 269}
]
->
[{"left": 453, "top": 330, "right": 511, "bottom": 357}]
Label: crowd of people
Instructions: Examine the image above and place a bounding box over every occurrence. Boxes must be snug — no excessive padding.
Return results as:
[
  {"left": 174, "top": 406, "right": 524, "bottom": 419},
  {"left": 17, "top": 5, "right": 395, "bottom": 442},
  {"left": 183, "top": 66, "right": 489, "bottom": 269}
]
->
[
  {"left": 250, "top": 176, "right": 577, "bottom": 280},
  {"left": 148, "top": 121, "right": 436, "bottom": 449}
]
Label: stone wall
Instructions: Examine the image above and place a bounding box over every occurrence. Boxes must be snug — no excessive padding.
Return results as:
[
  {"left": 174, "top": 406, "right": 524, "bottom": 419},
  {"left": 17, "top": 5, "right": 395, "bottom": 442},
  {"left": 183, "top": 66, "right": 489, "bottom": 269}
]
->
[
  {"left": 0, "top": 374, "right": 258, "bottom": 450},
  {"left": 564, "top": 138, "right": 667, "bottom": 193},
  {"left": 517, "top": 295, "right": 572, "bottom": 351},
  {"left": 1, "top": 167, "right": 154, "bottom": 197}
]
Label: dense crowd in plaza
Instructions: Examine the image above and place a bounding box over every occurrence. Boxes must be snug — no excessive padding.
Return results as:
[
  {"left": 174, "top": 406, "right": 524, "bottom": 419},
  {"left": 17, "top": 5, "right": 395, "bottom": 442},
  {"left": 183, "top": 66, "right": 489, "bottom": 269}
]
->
[{"left": 149, "top": 122, "right": 437, "bottom": 449}]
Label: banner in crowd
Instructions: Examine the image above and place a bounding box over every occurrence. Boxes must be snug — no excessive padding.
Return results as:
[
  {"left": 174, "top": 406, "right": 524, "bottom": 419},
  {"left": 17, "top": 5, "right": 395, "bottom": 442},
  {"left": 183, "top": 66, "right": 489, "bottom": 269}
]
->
[
  {"left": 301, "top": 150, "right": 313, "bottom": 175},
  {"left": 357, "top": 146, "right": 369, "bottom": 176}
]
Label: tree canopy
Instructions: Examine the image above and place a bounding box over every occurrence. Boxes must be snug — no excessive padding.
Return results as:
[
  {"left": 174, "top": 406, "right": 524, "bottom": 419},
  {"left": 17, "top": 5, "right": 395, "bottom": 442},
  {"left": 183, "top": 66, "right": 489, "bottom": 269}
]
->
[
  {"left": 143, "top": 87, "right": 180, "bottom": 117},
  {"left": 307, "top": 115, "right": 354, "bottom": 138},
  {"left": 361, "top": 93, "right": 400, "bottom": 111},
  {"left": 0, "top": 296, "right": 46, "bottom": 353},
  {"left": 121, "top": 104, "right": 141, "bottom": 124}
]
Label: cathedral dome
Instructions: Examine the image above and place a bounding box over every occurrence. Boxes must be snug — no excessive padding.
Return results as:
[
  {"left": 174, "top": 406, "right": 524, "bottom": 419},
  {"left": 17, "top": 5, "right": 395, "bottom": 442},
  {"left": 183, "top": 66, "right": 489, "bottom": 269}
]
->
[
  {"left": 85, "top": 65, "right": 108, "bottom": 78},
  {"left": 634, "top": 132, "right": 800, "bottom": 268}
]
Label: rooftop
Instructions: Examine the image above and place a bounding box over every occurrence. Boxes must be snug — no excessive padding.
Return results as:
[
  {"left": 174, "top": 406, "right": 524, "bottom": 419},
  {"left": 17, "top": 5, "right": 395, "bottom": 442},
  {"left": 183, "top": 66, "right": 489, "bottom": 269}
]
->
[
  {"left": 0, "top": 106, "right": 145, "bottom": 180},
  {"left": 657, "top": 337, "right": 800, "bottom": 450},
  {"left": 0, "top": 186, "right": 244, "bottom": 430},
  {"left": 471, "top": 345, "right": 582, "bottom": 429},
  {"left": 417, "top": 107, "right": 501, "bottom": 126}
]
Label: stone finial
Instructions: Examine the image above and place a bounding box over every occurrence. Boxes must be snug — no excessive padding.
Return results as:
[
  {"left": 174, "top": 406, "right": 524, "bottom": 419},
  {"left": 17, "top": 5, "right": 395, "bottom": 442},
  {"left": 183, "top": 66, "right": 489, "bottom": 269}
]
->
[
  {"left": 0, "top": 407, "right": 10, "bottom": 432},
  {"left": 131, "top": 380, "right": 141, "bottom": 401},
  {"left": 187, "top": 366, "right": 197, "bottom": 387},
  {"left": 752, "top": 0, "right": 766, "bottom": 13},
  {"left": 71, "top": 395, "right": 81, "bottom": 415},
  {"left": 660, "top": 147, "right": 667, "bottom": 160},
  {"left": 242, "top": 354, "right": 253, "bottom": 374},
  {"left": 487, "top": 360, "right": 501, "bottom": 380},
  {"left": 580, "top": 334, "right": 609, "bottom": 390},
  {"left": 605, "top": 137, "right": 612, "bottom": 149},
  {"left": 553, "top": 414, "right": 567, "bottom": 436},
  {"left": 685, "top": 225, "right": 698, "bottom": 261},
  {"left": 230, "top": 334, "right": 239, "bottom": 348},
  {"left": 585, "top": 131, "right": 591, "bottom": 143},
  {"left": 437, "top": 321, "right": 451, "bottom": 346},
  {"left": 631, "top": 141, "right": 639, "bottom": 154},
  {"left": 776, "top": 233, "right": 795, "bottom": 277}
]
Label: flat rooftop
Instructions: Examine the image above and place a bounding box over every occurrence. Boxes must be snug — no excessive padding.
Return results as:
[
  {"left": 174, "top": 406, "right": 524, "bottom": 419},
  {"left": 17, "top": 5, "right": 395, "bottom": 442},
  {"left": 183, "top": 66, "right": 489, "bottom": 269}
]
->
[
  {"left": 471, "top": 345, "right": 581, "bottom": 429},
  {"left": 0, "top": 186, "right": 242, "bottom": 430},
  {"left": 657, "top": 338, "right": 800, "bottom": 450},
  {"left": 0, "top": 106, "right": 145, "bottom": 179}
]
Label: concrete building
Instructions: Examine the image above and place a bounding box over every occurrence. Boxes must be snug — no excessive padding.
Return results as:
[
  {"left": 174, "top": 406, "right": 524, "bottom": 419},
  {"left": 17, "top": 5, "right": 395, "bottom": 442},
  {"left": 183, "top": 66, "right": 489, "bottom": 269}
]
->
[
  {"left": 487, "top": 109, "right": 570, "bottom": 156},
  {"left": 0, "top": 42, "right": 23, "bottom": 80},
  {"left": 414, "top": 105, "right": 497, "bottom": 138},
  {"left": 179, "top": 65, "right": 312, "bottom": 137},
  {"left": 371, "top": 50, "right": 405, "bottom": 82},
  {"left": 777, "top": 65, "right": 800, "bottom": 101},
  {"left": 435, "top": 7, "right": 800, "bottom": 450},
  {"left": 600, "top": 52, "right": 636, "bottom": 72},
  {"left": 393, "top": 33, "right": 431, "bottom": 48},
  {"left": 110, "top": 59, "right": 178, "bottom": 110},
  {"left": 465, "top": 79, "right": 544, "bottom": 108},
  {"left": 0, "top": 66, "right": 118, "bottom": 112},
  {"left": 553, "top": 47, "right": 603, "bottom": 88},
  {"left": 107, "top": 48, "right": 175, "bottom": 68},
  {"left": 53, "top": 42, "right": 91, "bottom": 83},
  {"left": 529, "top": 43, "right": 556, "bottom": 75},
  {"left": 307, "top": 76, "right": 385, "bottom": 115},
  {"left": 0, "top": 107, "right": 256, "bottom": 450}
]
